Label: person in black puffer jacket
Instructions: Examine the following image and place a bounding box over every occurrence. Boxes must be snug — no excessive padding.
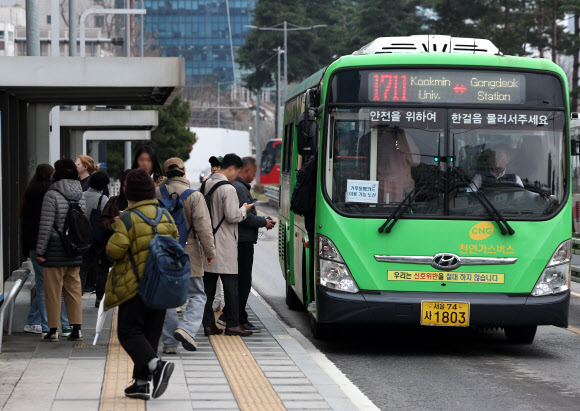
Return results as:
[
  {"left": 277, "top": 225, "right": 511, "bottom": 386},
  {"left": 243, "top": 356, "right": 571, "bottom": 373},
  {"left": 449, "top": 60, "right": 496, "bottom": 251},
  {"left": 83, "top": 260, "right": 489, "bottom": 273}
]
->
[{"left": 36, "top": 159, "right": 86, "bottom": 343}]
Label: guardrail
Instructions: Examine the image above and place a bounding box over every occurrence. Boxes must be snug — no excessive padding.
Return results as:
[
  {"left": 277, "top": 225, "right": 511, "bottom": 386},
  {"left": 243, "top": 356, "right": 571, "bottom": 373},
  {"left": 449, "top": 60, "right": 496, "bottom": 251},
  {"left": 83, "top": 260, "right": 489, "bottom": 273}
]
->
[
  {"left": 264, "top": 185, "right": 280, "bottom": 208},
  {"left": 0, "top": 264, "right": 32, "bottom": 353}
]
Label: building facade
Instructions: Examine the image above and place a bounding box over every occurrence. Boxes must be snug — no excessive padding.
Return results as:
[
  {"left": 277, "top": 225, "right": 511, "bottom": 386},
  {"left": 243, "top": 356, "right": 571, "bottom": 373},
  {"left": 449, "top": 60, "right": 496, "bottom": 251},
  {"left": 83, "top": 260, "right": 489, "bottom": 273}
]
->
[{"left": 143, "top": 0, "right": 256, "bottom": 84}]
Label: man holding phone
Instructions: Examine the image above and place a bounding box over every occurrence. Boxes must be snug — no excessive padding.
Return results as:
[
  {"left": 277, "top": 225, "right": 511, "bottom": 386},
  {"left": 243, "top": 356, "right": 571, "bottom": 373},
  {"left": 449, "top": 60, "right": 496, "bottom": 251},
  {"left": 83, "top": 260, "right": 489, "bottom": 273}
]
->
[{"left": 218, "top": 156, "right": 275, "bottom": 332}]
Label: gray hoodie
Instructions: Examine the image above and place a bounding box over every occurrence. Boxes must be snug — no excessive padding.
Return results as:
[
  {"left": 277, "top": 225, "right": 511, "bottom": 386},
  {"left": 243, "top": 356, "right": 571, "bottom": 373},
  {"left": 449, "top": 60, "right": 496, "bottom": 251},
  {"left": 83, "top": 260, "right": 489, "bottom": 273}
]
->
[{"left": 36, "top": 179, "right": 86, "bottom": 260}]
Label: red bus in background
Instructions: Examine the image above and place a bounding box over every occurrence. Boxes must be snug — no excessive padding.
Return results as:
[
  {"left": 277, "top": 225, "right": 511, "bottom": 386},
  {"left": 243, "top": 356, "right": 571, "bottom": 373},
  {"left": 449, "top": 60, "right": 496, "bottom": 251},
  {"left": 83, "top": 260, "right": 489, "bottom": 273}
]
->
[{"left": 260, "top": 138, "right": 282, "bottom": 185}]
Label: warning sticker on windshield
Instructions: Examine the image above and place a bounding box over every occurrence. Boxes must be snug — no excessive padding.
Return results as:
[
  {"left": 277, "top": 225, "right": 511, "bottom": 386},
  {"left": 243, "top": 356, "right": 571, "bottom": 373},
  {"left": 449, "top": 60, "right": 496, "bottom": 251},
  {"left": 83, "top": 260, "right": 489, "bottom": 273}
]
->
[
  {"left": 388, "top": 270, "right": 504, "bottom": 284},
  {"left": 346, "top": 180, "right": 379, "bottom": 203}
]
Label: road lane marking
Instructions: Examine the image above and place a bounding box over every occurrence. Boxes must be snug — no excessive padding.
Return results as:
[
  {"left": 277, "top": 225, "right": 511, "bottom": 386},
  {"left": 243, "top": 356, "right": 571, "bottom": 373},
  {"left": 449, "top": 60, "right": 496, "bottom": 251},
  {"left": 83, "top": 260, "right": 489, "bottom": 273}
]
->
[
  {"left": 209, "top": 333, "right": 285, "bottom": 411},
  {"left": 567, "top": 325, "right": 580, "bottom": 335},
  {"left": 257, "top": 209, "right": 280, "bottom": 223},
  {"left": 100, "top": 308, "right": 145, "bottom": 411},
  {"left": 571, "top": 291, "right": 580, "bottom": 298}
]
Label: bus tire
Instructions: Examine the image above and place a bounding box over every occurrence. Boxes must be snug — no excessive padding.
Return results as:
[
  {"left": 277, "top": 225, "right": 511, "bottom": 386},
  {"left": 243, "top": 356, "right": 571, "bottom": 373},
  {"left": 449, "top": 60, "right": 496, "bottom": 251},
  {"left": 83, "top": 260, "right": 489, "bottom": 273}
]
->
[
  {"left": 504, "top": 326, "right": 537, "bottom": 344},
  {"left": 310, "top": 316, "right": 332, "bottom": 340},
  {"left": 285, "top": 283, "right": 304, "bottom": 311}
]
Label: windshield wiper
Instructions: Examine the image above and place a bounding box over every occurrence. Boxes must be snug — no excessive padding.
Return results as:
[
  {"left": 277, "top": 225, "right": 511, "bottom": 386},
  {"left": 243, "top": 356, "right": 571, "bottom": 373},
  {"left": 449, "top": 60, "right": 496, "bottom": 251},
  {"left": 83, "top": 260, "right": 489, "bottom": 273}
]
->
[
  {"left": 378, "top": 183, "right": 428, "bottom": 234},
  {"left": 452, "top": 168, "right": 515, "bottom": 236}
]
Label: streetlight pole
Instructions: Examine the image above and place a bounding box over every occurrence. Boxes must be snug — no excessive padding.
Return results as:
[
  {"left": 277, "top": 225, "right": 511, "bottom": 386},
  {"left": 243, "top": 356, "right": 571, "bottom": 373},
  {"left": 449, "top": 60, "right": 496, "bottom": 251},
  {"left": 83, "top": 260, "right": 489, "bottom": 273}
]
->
[{"left": 245, "top": 22, "right": 327, "bottom": 104}]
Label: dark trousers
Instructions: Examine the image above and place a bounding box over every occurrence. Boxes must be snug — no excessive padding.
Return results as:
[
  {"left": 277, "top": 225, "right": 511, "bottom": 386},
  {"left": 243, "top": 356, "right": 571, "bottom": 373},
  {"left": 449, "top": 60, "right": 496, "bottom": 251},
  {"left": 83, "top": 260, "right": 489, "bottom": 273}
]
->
[
  {"left": 117, "top": 296, "right": 166, "bottom": 380},
  {"left": 202, "top": 272, "right": 239, "bottom": 328},
  {"left": 237, "top": 242, "right": 254, "bottom": 324},
  {"left": 80, "top": 246, "right": 107, "bottom": 294}
]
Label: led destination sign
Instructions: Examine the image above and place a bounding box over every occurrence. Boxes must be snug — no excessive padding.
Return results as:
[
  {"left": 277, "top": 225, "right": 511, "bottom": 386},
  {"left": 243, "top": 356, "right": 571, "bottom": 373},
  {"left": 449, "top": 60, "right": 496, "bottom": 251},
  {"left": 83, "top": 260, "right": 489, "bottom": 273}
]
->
[{"left": 367, "top": 71, "right": 526, "bottom": 105}]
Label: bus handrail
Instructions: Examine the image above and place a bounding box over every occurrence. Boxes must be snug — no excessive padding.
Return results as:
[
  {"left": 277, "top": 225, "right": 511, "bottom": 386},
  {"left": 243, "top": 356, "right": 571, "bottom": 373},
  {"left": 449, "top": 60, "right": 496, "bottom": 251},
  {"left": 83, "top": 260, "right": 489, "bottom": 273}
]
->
[{"left": 0, "top": 266, "right": 32, "bottom": 353}]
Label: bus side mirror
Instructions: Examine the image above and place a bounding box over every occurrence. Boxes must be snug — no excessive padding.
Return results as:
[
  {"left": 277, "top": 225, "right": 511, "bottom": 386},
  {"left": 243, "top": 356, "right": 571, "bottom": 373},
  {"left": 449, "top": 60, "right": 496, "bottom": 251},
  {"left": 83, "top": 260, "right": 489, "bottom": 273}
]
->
[{"left": 298, "top": 111, "right": 318, "bottom": 156}]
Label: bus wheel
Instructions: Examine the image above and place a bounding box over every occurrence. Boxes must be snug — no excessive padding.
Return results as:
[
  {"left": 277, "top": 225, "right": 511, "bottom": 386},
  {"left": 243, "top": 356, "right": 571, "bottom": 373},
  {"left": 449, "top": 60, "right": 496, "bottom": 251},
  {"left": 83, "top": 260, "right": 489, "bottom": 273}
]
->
[
  {"left": 285, "top": 283, "right": 304, "bottom": 311},
  {"left": 310, "top": 316, "right": 333, "bottom": 340},
  {"left": 504, "top": 326, "right": 537, "bottom": 344}
]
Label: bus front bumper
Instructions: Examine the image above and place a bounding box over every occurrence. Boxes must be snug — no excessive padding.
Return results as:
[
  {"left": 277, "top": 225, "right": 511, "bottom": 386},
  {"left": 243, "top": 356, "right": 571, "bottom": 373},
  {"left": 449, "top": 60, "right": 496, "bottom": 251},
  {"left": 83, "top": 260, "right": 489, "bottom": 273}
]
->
[{"left": 316, "top": 285, "right": 570, "bottom": 327}]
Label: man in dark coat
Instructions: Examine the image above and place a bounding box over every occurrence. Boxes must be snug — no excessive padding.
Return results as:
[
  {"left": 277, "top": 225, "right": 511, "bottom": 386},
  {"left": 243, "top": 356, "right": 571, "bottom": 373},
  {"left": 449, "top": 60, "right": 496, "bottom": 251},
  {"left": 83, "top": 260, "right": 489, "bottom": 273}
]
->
[{"left": 218, "top": 157, "right": 275, "bottom": 332}]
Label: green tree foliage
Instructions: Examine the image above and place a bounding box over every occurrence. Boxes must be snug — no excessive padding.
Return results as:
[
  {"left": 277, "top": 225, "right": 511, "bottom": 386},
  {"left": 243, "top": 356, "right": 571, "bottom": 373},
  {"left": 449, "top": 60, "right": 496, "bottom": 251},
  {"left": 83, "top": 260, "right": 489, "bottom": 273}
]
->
[
  {"left": 345, "top": 0, "right": 426, "bottom": 52},
  {"left": 238, "top": 0, "right": 424, "bottom": 90},
  {"left": 106, "top": 96, "right": 196, "bottom": 178}
]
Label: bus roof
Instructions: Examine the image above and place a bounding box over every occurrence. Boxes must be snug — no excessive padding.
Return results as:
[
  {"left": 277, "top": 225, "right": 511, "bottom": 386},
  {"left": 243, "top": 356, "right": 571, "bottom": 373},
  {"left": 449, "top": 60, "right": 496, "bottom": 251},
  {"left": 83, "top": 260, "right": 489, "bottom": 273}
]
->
[{"left": 286, "top": 53, "right": 566, "bottom": 103}]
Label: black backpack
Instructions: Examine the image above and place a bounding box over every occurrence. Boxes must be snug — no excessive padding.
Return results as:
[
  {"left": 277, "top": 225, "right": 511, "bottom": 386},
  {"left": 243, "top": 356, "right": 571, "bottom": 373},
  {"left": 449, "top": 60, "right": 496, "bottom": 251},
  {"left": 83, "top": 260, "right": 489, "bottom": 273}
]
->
[
  {"left": 291, "top": 155, "right": 317, "bottom": 216},
  {"left": 55, "top": 198, "right": 93, "bottom": 257},
  {"left": 89, "top": 195, "right": 105, "bottom": 244},
  {"left": 200, "top": 179, "right": 233, "bottom": 235}
]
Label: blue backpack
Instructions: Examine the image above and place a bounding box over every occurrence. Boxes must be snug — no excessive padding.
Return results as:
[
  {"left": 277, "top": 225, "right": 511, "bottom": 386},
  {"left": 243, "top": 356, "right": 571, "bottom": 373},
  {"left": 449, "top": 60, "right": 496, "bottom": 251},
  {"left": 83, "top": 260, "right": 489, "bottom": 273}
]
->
[
  {"left": 158, "top": 186, "right": 196, "bottom": 247},
  {"left": 127, "top": 207, "right": 191, "bottom": 310}
]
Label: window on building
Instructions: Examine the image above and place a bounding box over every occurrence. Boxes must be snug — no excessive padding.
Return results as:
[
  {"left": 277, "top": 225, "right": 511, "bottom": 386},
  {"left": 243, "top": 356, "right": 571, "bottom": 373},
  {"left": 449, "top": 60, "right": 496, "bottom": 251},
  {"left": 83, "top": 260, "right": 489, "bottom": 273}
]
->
[
  {"left": 47, "top": 15, "right": 51, "bottom": 24},
  {"left": 94, "top": 16, "right": 104, "bottom": 27}
]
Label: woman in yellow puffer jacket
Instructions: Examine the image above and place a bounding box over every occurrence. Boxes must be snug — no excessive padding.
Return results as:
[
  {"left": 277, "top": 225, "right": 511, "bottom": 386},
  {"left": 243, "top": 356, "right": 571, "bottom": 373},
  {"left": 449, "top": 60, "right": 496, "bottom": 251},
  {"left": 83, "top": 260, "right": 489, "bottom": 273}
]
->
[{"left": 104, "top": 168, "right": 178, "bottom": 401}]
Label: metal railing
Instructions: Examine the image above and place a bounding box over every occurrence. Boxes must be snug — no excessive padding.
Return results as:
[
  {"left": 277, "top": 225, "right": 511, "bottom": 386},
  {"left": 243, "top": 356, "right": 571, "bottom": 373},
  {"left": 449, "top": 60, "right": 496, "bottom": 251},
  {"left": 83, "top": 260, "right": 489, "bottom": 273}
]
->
[
  {"left": 264, "top": 185, "right": 280, "bottom": 208},
  {"left": 0, "top": 264, "right": 32, "bottom": 353}
]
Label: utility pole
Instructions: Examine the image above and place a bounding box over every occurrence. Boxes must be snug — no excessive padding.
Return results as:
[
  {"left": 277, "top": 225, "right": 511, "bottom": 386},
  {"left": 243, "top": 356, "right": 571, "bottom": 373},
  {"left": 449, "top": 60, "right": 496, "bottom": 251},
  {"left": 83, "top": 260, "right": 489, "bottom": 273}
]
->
[
  {"left": 124, "top": 0, "right": 132, "bottom": 170},
  {"left": 573, "top": 13, "right": 579, "bottom": 112},
  {"left": 51, "top": 0, "right": 59, "bottom": 56},
  {"left": 218, "top": 82, "right": 221, "bottom": 129},
  {"left": 69, "top": 0, "right": 76, "bottom": 56},
  {"left": 26, "top": 0, "right": 40, "bottom": 56},
  {"left": 283, "top": 21, "right": 287, "bottom": 104},
  {"left": 274, "top": 46, "right": 282, "bottom": 140},
  {"left": 255, "top": 91, "right": 261, "bottom": 184}
]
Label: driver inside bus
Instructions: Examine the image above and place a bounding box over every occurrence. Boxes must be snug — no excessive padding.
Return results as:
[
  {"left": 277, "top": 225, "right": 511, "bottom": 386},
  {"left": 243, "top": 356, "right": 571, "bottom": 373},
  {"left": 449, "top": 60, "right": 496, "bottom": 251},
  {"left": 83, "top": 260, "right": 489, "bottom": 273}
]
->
[{"left": 469, "top": 144, "right": 523, "bottom": 190}]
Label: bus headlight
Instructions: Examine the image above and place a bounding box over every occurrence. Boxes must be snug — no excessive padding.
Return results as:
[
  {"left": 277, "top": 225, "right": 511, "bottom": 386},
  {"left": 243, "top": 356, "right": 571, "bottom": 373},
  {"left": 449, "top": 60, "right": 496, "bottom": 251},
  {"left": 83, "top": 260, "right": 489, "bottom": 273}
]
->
[
  {"left": 318, "top": 235, "right": 359, "bottom": 293},
  {"left": 531, "top": 239, "right": 571, "bottom": 297}
]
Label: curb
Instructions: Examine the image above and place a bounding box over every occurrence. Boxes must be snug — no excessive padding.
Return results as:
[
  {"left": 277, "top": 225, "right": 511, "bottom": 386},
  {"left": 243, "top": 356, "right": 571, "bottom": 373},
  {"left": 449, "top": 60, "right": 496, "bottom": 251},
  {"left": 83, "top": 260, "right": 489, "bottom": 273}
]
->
[{"left": 249, "top": 289, "right": 380, "bottom": 411}]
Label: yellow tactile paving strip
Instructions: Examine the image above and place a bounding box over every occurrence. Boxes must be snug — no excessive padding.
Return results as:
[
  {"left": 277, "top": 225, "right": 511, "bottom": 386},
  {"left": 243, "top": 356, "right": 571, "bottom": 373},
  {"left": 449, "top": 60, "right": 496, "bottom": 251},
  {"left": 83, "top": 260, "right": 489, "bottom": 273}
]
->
[
  {"left": 210, "top": 333, "right": 286, "bottom": 411},
  {"left": 99, "top": 308, "right": 145, "bottom": 411}
]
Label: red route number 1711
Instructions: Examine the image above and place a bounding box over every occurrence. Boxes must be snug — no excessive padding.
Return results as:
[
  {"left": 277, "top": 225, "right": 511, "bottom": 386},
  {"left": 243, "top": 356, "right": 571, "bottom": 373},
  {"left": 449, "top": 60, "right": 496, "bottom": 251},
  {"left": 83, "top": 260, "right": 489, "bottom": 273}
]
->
[{"left": 372, "top": 73, "right": 408, "bottom": 102}]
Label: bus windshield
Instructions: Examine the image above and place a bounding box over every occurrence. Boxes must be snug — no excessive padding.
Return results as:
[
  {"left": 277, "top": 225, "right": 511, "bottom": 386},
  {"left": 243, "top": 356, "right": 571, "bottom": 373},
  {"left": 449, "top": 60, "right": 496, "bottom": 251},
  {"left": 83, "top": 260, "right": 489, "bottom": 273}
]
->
[{"left": 325, "top": 107, "right": 567, "bottom": 219}]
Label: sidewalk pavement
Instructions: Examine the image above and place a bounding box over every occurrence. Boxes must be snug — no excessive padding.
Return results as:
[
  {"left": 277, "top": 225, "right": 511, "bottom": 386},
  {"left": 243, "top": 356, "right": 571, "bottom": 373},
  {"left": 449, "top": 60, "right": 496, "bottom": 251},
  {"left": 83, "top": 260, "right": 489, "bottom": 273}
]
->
[{"left": 0, "top": 290, "right": 376, "bottom": 411}]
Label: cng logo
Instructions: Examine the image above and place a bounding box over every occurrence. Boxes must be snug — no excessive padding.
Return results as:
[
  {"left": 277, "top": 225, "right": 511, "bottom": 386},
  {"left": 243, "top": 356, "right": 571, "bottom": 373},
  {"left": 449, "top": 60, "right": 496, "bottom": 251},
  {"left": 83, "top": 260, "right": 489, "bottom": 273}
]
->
[{"left": 469, "top": 222, "right": 494, "bottom": 240}]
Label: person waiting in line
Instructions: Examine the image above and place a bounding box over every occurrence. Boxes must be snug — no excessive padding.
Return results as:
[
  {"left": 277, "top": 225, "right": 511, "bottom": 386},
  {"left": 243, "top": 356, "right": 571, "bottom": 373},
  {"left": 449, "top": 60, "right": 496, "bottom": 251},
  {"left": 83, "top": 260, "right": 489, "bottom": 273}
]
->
[
  {"left": 76, "top": 155, "right": 99, "bottom": 192},
  {"left": 36, "top": 159, "right": 85, "bottom": 342},
  {"left": 104, "top": 169, "right": 177, "bottom": 401},
  {"left": 21, "top": 164, "right": 71, "bottom": 337},
  {"left": 98, "top": 169, "right": 130, "bottom": 247},
  {"left": 208, "top": 155, "right": 225, "bottom": 311},
  {"left": 209, "top": 155, "right": 222, "bottom": 177},
  {"left": 200, "top": 153, "right": 254, "bottom": 337},
  {"left": 217, "top": 156, "right": 276, "bottom": 333},
  {"left": 155, "top": 158, "right": 216, "bottom": 354},
  {"left": 81, "top": 171, "right": 110, "bottom": 306},
  {"left": 132, "top": 145, "right": 164, "bottom": 185},
  {"left": 469, "top": 144, "right": 523, "bottom": 191}
]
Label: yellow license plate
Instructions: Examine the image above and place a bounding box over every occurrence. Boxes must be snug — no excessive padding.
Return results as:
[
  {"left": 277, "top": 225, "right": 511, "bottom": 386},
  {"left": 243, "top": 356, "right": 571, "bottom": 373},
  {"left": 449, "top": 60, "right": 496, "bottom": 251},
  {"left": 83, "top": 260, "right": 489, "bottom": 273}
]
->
[{"left": 421, "top": 301, "right": 470, "bottom": 327}]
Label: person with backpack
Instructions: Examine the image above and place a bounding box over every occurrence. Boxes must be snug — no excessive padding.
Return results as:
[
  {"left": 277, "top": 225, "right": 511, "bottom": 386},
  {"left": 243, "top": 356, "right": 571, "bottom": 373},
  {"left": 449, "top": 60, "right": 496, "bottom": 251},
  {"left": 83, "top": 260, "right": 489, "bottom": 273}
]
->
[
  {"left": 200, "top": 153, "right": 254, "bottom": 337},
  {"left": 21, "top": 164, "right": 72, "bottom": 337},
  {"left": 81, "top": 170, "right": 110, "bottom": 306},
  {"left": 36, "top": 159, "right": 87, "bottom": 343},
  {"left": 155, "top": 158, "right": 216, "bottom": 354},
  {"left": 104, "top": 168, "right": 179, "bottom": 401}
]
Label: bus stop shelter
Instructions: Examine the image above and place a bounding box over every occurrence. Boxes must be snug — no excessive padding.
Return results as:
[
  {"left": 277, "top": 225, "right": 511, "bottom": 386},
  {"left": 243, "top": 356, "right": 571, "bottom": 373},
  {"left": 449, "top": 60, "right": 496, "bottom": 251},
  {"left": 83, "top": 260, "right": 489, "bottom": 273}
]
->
[
  {"left": 59, "top": 109, "right": 159, "bottom": 161},
  {"left": 0, "top": 56, "right": 184, "bottom": 300}
]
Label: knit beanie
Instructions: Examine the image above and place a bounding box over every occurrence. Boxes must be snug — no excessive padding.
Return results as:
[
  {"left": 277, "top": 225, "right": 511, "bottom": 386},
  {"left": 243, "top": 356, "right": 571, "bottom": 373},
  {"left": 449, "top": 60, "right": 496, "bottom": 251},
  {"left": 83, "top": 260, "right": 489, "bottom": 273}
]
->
[
  {"left": 125, "top": 169, "right": 156, "bottom": 202},
  {"left": 53, "top": 159, "right": 78, "bottom": 181}
]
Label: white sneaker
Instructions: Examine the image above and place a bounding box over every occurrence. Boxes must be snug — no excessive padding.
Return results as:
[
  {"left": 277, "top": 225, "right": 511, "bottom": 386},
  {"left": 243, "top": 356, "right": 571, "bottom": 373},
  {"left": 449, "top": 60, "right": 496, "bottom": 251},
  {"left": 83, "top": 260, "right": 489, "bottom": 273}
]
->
[{"left": 24, "top": 324, "right": 42, "bottom": 334}]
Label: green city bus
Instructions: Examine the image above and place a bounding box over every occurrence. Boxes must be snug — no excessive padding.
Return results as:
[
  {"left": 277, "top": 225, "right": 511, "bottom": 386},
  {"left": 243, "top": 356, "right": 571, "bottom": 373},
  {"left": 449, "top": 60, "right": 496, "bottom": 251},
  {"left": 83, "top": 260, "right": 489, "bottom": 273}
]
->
[{"left": 278, "top": 35, "right": 572, "bottom": 343}]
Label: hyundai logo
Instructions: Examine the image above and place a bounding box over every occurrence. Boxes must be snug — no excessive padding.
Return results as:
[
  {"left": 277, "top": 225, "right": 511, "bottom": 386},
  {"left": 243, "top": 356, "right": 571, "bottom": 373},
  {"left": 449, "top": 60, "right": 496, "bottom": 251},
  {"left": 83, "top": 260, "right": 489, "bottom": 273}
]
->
[{"left": 431, "top": 253, "right": 461, "bottom": 271}]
